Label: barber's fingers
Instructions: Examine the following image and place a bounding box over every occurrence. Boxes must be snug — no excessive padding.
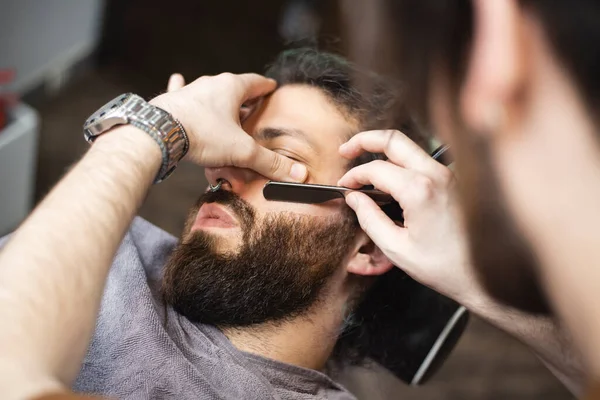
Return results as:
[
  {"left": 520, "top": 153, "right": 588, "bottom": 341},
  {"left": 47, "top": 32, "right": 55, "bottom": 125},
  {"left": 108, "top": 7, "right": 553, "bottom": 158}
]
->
[
  {"left": 167, "top": 73, "right": 185, "bottom": 92},
  {"left": 240, "top": 97, "right": 264, "bottom": 123},
  {"left": 345, "top": 191, "right": 406, "bottom": 276},
  {"left": 338, "top": 160, "right": 410, "bottom": 198},
  {"left": 232, "top": 137, "right": 308, "bottom": 183},
  {"left": 236, "top": 73, "right": 278, "bottom": 101},
  {"left": 210, "top": 73, "right": 277, "bottom": 107},
  {"left": 339, "top": 159, "right": 446, "bottom": 217},
  {"left": 340, "top": 129, "right": 441, "bottom": 176}
]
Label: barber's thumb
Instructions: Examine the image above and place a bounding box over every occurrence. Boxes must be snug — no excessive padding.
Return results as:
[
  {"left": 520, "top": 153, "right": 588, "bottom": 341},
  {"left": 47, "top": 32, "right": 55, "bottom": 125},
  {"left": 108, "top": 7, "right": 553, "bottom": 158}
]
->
[
  {"left": 167, "top": 73, "right": 185, "bottom": 92},
  {"left": 345, "top": 192, "right": 361, "bottom": 209},
  {"left": 246, "top": 144, "right": 307, "bottom": 183}
]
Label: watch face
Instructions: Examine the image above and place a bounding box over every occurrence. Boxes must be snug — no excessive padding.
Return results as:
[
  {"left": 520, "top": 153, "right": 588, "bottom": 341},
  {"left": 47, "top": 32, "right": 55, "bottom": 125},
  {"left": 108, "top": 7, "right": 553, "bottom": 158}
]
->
[
  {"left": 85, "top": 93, "right": 130, "bottom": 126},
  {"left": 83, "top": 93, "right": 132, "bottom": 140}
]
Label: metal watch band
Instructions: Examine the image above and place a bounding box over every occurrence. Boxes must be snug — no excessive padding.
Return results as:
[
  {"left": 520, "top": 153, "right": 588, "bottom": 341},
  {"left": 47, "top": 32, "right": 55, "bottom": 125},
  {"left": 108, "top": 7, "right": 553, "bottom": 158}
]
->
[
  {"left": 84, "top": 93, "right": 189, "bottom": 183},
  {"left": 124, "top": 97, "right": 189, "bottom": 183}
]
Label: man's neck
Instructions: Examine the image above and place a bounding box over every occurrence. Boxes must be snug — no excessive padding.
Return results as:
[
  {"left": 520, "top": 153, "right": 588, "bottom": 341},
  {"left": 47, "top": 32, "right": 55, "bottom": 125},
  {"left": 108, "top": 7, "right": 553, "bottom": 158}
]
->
[{"left": 222, "top": 276, "right": 354, "bottom": 370}]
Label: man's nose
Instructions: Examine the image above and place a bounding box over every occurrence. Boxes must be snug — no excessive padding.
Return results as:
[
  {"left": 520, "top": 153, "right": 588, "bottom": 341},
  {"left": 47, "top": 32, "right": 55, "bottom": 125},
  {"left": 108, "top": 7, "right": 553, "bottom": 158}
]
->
[{"left": 205, "top": 167, "right": 263, "bottom": 194}]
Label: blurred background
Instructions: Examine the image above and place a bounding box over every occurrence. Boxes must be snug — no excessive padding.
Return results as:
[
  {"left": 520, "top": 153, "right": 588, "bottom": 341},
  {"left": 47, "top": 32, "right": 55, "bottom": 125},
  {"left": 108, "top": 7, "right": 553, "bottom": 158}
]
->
[{"left": 0, "top": 1, "right": 572, "bottom": 398}]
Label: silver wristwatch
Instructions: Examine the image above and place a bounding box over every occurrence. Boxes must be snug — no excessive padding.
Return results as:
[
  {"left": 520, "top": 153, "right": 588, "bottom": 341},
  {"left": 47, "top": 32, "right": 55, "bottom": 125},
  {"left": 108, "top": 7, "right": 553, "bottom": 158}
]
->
[{"left": 83, "top": 93, "right": 189, "bottom": 183}]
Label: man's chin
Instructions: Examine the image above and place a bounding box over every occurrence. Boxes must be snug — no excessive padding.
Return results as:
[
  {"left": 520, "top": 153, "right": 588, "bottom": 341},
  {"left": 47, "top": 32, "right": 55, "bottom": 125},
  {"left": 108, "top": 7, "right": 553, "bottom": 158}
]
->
[{"left": 184, "top": 228, "right": 241, "bottom": 255}]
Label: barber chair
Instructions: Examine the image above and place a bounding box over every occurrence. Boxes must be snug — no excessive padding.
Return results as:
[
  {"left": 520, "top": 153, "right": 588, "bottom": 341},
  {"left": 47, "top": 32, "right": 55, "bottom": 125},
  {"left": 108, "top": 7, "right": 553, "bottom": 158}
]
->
[{"left": 334, "top": 267, "right": 470, "bottom": 385}]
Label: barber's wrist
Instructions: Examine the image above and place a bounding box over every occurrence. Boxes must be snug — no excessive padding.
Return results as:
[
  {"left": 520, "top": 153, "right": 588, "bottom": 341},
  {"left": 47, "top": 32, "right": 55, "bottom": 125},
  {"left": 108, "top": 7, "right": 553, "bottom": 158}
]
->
[
  {"left": 461, "top": 293, "right": 492, "bottom": 316},
  {"left": 451, "top": 283, "right": 495, "bottom": 316},
  {"left": 149, "top": 95, "right": 188, "bottom": 132},
  {"left": 91, "top": 125, "right": 162, "bottom": 182},
  {"left": 460, "top": 288, "right": 528, "bottom": 333},
  {"left": 149, "top": 94, "right": 199, "bottom": 161}
]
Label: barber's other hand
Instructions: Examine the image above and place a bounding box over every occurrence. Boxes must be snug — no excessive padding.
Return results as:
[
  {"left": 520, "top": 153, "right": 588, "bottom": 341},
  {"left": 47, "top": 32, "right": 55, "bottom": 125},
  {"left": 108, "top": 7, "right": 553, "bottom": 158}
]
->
[
  {"left": 338, "top": 130, "right": 480, "bottom": 304},
  {"left": 151, "top": 73, "right": 308, "bottom": 182}
]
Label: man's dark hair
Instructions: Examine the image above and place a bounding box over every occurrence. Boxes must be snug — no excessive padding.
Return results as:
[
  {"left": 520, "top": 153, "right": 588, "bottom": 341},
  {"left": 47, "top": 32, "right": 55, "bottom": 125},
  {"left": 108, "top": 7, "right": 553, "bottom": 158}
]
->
[
  {"left": 262, "top": 47, "right": 441, "bottom": 373},
  {"left": 264, "top": 47, "right": 427, "bottom": 155}
]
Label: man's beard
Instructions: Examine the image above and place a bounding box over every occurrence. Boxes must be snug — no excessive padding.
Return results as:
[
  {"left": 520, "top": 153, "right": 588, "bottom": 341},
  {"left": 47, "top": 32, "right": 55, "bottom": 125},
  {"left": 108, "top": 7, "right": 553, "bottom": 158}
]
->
[
  {"left": 162, "top": 189, "right": 358, "bottom": 328},
  {"left": 456, "top": 132, "right": 551, "bottom": 314}
]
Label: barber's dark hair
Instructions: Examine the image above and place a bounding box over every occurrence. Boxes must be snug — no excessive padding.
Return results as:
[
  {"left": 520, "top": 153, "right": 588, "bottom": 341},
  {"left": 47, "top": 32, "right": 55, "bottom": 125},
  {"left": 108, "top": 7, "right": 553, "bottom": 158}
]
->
[
  {"left": 342, "top": 0, "right": 600, "bottom": 129},
  {"left": 264, "top": 47, "right": 439, "bottom": 372}
]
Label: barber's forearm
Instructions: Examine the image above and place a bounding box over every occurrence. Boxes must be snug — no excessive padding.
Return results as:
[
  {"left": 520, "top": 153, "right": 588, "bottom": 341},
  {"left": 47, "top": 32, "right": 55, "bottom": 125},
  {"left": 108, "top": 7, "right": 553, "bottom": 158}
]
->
[
  {"left": 465, "top": 295, "right": 584, "bottom": 395},
  {"left": 0, "top": 126, "right": 160, "bottom": 388}
]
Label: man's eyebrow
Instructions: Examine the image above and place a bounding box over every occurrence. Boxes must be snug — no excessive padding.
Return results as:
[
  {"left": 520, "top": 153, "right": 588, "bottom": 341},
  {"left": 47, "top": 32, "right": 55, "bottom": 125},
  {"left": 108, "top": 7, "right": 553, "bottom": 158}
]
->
[{"left": 255, "top": 127, "right": 318, "bottom": 152}]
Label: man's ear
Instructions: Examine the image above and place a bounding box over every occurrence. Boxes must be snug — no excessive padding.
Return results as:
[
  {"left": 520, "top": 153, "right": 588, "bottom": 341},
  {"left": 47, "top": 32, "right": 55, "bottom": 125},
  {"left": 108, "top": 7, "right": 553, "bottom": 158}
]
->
[
  {"left": 460, "top": 0, "right": 526, "bottom": 134},
  {"left": 346, "top": 231, "right": 394, "bottom": 276}
]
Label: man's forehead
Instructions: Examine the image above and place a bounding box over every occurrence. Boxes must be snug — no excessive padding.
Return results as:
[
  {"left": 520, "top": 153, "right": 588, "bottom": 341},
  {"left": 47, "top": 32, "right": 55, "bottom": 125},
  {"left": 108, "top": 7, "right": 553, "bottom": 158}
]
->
[
  {"left": 254, "top": 126, "right": 319, "bottom": 152},
  {"left": 248, "top": 85, "right": 357, "bottom": 149}
]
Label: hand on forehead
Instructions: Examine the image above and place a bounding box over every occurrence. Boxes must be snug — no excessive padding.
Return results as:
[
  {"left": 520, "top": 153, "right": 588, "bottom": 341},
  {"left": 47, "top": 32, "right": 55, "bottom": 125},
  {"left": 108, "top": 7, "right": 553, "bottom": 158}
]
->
[{"left": 242, "top": 85, "right": 359, "bottom": 185}]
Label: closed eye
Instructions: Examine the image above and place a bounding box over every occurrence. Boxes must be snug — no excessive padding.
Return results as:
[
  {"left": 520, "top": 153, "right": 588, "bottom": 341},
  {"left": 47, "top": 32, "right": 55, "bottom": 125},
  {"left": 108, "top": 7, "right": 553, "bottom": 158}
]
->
[
  {"left": 273, "top": 149, "right": 304, "bottom": 164},
  {"left": 283, "top": 155, "right": 302, "bottom": 163}
]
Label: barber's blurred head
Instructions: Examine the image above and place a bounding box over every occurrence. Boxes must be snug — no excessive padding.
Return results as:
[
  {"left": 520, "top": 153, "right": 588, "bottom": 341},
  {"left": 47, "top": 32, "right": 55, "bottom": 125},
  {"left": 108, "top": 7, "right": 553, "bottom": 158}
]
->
[{"left": 342, "top": 1, "right": 600, "bottom": 315}]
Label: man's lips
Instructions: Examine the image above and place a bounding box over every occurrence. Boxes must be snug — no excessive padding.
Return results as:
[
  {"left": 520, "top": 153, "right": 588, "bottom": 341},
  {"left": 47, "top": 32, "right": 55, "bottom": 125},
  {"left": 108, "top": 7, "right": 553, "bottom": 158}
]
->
[{"left": 192, "top": 203, "right": 239, "bottom": 230}]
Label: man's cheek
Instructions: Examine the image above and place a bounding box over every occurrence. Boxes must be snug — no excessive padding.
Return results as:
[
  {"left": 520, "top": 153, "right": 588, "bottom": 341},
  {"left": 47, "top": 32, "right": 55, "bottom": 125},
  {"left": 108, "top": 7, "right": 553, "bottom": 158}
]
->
[{"left": 264, "top": 198, "right": 346, "bottom": 218}]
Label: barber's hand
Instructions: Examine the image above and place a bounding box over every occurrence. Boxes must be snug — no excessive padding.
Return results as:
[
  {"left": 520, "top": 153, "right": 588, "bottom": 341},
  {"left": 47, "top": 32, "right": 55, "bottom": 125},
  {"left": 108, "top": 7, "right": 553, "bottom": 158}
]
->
[
  {"left": 150, "top": 73, "right": 308, "bottom": 182},
  {"left": 338, "top": 130, "right": 481, "bottom": 304}
]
